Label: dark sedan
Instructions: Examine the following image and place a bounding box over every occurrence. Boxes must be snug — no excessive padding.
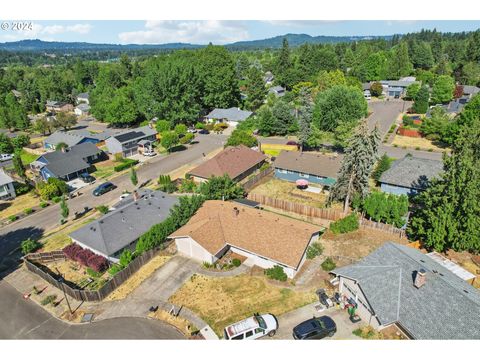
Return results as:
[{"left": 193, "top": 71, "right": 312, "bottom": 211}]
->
[
  {"left": 92, "top": 182, "right": 116, "bottom": 196},
  {"left": 292, "top": 316, "right": 337, "bottom": 340}
]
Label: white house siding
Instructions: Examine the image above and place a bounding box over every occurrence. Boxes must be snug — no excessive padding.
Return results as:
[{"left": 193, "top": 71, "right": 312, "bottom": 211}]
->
[
  {"left": 230, "top": 246, "right": 297, "bottom": 278},
  {"left": 105, "top": 137, "right": 124, "bottom": 156},
  {"left": 0, "top": 182, "right": 16, "bottom": 200},
  {"left": 175, "top": 236, "right": 218, "bottom": 264},
  {"left": 338, "top": 277, "right": 381, "bottom": 328},
  {"left": 190, "top": 176, "right": 208, "bottom": 184}
]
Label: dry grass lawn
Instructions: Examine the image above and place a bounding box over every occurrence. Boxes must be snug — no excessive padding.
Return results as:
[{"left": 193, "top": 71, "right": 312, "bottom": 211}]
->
[
  {"left": 392, "top": 135, "right": 448, "bottom": 152},
  {"left": 40, "top": 216, "right": 98, "bottom": 252},
  {"left": 169, "top": 274, "right": 317, "bottom": 336},
  {"left": 0, "top": 192, "right": 40, "bottom": 220},
  {"left": 148, "top": 310, "right": 198, "bottom": 336},
  {"left": 45, "top": 259, "right": 87, "bottom": 285},
  {"left": 104, "top": 255, "right": 171, "bottom": 301},
  {"left": 250, "top": 178, "right": 331, "bottom": 208}
]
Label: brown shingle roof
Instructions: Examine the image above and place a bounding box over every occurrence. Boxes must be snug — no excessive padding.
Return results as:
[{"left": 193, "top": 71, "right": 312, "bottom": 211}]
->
[
  {"left": 274, "top": 151, "right": 342, "bottom": 179},
  {"left": 169, "top": 200, "right": 320, "bottom": 269},
  {"left": 188, "top": 145, "right": 267, "bottom": 181}
]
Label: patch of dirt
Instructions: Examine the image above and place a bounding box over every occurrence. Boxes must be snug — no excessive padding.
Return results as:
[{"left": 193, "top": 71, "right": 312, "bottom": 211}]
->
[
  {"left": 148, "top": 309, "right": 197, "bottom": 336},
  {"left": 445, "top": 250, "right": 480, "bottom": 289}
]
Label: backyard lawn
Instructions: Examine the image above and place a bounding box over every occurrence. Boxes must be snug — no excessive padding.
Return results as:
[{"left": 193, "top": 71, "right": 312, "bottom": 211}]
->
[
  {"left": 250, "top": 178, "right": 330, "bottom": 208},
  {"left": 392, "top": 134, "right": 449, "bottom": 152},
  {"left": 169, "top": 274, "right": 316, "bottom": 336},
  {"left": 20, "top": 150, "right": 39, "bottom": 165}
]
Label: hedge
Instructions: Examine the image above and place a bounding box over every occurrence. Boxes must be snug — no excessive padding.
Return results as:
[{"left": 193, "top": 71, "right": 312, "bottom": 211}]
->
[
  {"left": 63, "top": 243, "right": 108, "bottom": 272},
  {"left": 264, "top": 265, "right": 288, "bottom": 281},
  {"left": 330, "top": 213, "right": 359, "bottom": 234},
  {"left": 114, "top": 159, "right": 138, "bottom": 172}
]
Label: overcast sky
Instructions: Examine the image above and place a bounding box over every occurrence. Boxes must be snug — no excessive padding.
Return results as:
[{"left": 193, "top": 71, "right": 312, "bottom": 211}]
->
[{"left": 1, "top": 20, "right": 479, "bottom": 44}]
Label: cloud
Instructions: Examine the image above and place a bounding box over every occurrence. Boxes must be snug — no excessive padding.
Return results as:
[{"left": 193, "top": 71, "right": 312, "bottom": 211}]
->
[
  {"left": 118, "top": 20, "right": 249, "bottom": 45},
  {"left": 0, "top": 22, "right": 92, "bottom": 42},
  {"left": 262, "top": 20, "right": 346, "bottom": 27}
]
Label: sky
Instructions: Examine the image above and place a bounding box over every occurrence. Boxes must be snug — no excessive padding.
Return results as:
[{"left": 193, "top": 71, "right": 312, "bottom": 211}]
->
[{"left": 1, "top": 20, "right": 479, "bottom": 45}]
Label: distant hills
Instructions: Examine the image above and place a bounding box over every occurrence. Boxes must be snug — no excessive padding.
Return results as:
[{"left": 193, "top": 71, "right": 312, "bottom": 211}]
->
[{"left": 0, "top": 33, "right": 393, "bottom": 52}]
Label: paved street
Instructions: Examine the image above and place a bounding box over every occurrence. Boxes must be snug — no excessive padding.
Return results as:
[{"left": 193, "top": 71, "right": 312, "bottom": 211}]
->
[
  {"left": 0, "top": 133, "right": 226, "bottom": 267},
  {"left": 0, "top": 281, "right": 184, "bottom": 339}
]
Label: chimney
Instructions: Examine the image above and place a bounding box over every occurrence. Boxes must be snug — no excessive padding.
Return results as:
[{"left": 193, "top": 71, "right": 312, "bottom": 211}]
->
[
  {"left": 133, "top": 190, "right": 139, "bottom": 201},
  {"left": 233, "top": 207, "right": 240, "bottom": 217},
  {"left": 414, "top": 269, "right": 427, "bottom": 288}
]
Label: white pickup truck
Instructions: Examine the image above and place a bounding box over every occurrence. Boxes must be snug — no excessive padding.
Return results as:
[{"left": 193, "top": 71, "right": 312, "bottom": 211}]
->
[{"left": 223, "top": 313, "right": 278, "bottom": 340}]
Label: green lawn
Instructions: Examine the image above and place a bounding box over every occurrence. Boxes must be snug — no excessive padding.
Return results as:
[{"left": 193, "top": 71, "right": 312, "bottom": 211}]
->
[
  {"left": 92, "top": 165, "right": 116, "bottom": 179},
  {"left": 20, "top": 150, "right": 38, "bottom": 165}
]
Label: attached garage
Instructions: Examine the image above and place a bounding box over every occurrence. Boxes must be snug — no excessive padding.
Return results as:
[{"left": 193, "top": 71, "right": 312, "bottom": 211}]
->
[{"left": 175, "top": 236, "right": 221, "bottom": 264}]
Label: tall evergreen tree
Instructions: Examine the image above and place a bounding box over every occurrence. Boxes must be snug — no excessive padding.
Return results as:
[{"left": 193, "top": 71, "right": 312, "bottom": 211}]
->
[
  {"left": 245, "top": 66, "right": 267, "bottom": 110},
  {"left": 12, "top": 150, "right": 26, "bottom": 180},
  {"left": 388, "top": 42, "right": 414, "bottom": 78},
  {"left": 408, "top": 122, "right": 480, "bottom": 252},
  {"left": 328, "top": 120, "right": 380, "bottom": 213},
  {"left": 413, "top": 85, "right": 430, "bottom": 114},
  {"left": 298, "top": 89, "right": 313, "bottom": 151},
  {"left": 275, "top": 38, "right": 293, "bottom": 87}
]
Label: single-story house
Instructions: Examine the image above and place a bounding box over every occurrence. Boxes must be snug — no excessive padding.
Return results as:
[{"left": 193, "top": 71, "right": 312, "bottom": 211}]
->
[
  {"left": 105, "top": 125, "right": 157, "bottom": 157},
  {"left": 74, "top": 103, "right": 91, "bottom": 116},
  {"left": 379, "top": 156, "right": 443, "bottom": 196},
  {"left": 379, "top": 79, "right": 419, "bottom": 97},
  {"left": 205, "top": 107, "right": 253, "bottom": 127},
  {"left": 461, "top": 85, "right": 480, "bottom": 98},
  {"left": 45, "top": 101, "right": 74, "bottom": 113},
  {"left": 43, "top": 131, "right": 88, "bottom": 150},
  {"left": 0, "top": 169, "right": 16, "bottom": 200},
  {"left": 426, "top": 99, "right": 465, "bottom": 118},
  {"left": 273, "top": 151, "right": 342, "bottom": 187},
  {"left": 169, "top": 200, "right": 321, "bottom": 278},
  {"left": 269, "top": 85, "right": 286, "bottom": 97},
  {"left": 187, "top": 145, "right": 267, "bottom": 183},
  {"left": 70, "top": 190, "right": 178, "bottom": 262},
  {"left": 33, "top": 142, "right": 104, "bottom": 181},
  {"left": 331, "top": 242, "right": 480, "bottom": 339},
  {"left": 76, "top": 92, "right": 89, "bottom": 104},
  {"left": 264, "top": 71, "right": 274, "bottom": 85},
  {"left": 66, "top": 129, "right": 113, "bottom": 146}
]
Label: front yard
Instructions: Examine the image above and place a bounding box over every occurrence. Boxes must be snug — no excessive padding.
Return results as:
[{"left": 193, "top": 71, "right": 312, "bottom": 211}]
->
[
  {"left": 169, "top": 274, "right": 317, "bottom": 336},
  {"left": 0, "top": 192, "right": 40, "bottom": 221},
  {"left": 250, "top": 178, "right": 331, "bottom": 208}
]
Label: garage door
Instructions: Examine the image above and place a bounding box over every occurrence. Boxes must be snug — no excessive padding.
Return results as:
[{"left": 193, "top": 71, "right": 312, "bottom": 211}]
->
[{"left": 176, "top": 237, "right": 214, "bottom": 263}]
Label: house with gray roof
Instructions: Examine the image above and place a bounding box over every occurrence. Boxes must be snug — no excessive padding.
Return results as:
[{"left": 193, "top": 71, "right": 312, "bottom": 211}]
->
[
  {"left": 76, "top": 92, "right": 90, "bottom": 104},
  {"left": 461, "top": 85, "right": 480, "bottom": 98},
  {"left": 34, "top": 142, "right": 104, "bottom": 181},
  {"left": 273, "top": 151, "right": 342, "bottom": 187},
  {"left": 0, "top": 169, "right": 16, "bottom": 200},
  {"left": 69, "top": 189, "right": 178, "bottom": 261},
  {"left": 379, "top": 156, "right": 443, "bottom": 196},
  {"left": 269, "top": 85, "right": 286, "bottom": 97},
  {"left": 105, "top": 125, "right": 157, "bottom": 157},
  {"left": 331, "top": 242, "right": 480, "bottom": 339},
  {"left": 205, "top": 107, "right": 253, "bottom": 127},
  {"left": 43, "top": 131, "right": 87, "bottom": 150},
  {"left": 74, "top": 103, "right": 91, "bottom": 116}
]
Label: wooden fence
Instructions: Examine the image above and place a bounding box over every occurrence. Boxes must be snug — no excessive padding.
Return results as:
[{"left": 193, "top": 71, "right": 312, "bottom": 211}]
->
[
  {"left": 359, "top": 217, "right": 406, "bottom": 238},
  {"left": 247, "top": 193, "right": 345, "bottom": 221},
  {"left": 24, "top": 248, "right": 160, "bottom": 302},
  {"left": 242, "top": 166, "right": 274, "bottom": 191}
]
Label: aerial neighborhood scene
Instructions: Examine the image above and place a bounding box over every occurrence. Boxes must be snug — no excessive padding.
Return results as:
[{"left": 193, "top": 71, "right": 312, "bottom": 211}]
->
[{"left": 1, "top": 12, "right": 480, "bottom": 351}]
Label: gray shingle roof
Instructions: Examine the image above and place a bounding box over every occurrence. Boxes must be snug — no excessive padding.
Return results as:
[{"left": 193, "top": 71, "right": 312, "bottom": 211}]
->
[
  {"left": 70, "top": 190, "right": 178, "bottom": 257},
  {"left": 462, "top": 85, "right": 480, "bottom": 95},
  {"left": 206, "top": 108, "right": 253, "bottom": 122},
  {"left": 332, "top": 242, "right": 480, "bottom": 339},
  {"left": 379, "top": 156, "right": 443, "bottom": 190},
  {"left": 75, "top": 103, "right": 90, "bottom": 112},
  {"left": 274, "top": 151, "right": 343, "bottom": 179},
  {"left": 76, "top": 92, "right": 89, "bottom": 99},
  {"left": 41, "top": 143, "right": 103, "bottom": 177},
  {"left": 380, "top": 80, "right": 419, "bottom": 88},
  {"left": 112, "top": 126, "right": 157, "bottom": 144},
  {"left": 44, "top": 156, "right": 89, "bottom": 178},
  {"left": 0, "top": 169, "right": 14, "bottom": 186},
  {"left": 44, "top": 131, "right": 85, "bottom": 147}
]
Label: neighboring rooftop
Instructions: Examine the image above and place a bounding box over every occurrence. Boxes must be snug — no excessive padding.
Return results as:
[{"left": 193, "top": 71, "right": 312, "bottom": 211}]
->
[
  {"left": 75, "top": 103, "right": 91, "bottom": 112},
  {"left": 41, "top": 142, "right": 102, "bottom": 164},
  {"left": 188, "top": 145, "right": 266, "bottom": 180},
  {"left": 67, "top": 129, "right": 112, "bottom": 142},
  {"left": 274, "top": 151, "right": 343, "bottom": 179},
  {"left": 0, "top": 169, "right": 14, "bottom": 186},
  {"left": 379, "top": 156, "right": 443, "bottom": 190},
  {"left": 43, "top": 130, "right": 86, "bottom": 147},
  {"left": 112, "top": 125, "right": 157, "bottom": 144},
  {"left": 76, "top": 92, "right": 89, "bottom": 100},
  {"left": 332, "top": 242, "right": 480, "bottom": 340},
  {"left": 70, "top": 190, "right": 178, "bottom": 257},
  {"left": 206, "top": 107, "right": 253, "bottom": 122},
  {"left": 170, "top": 200, "right": 320, "bottom": 269},
  {"left": 461, "top": 85, "right": 480, "bottom": 96}
]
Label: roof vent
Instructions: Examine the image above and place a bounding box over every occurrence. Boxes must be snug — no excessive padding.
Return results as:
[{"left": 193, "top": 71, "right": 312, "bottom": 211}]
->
[
  {"left": 122, "top": 217, "right": 126, "bottom": 222},
  {"left": 463, "top": 290, "right": 469, "bottom": 294},
  {"left": 414, "top": 269, "right": 427, "bottom": 289}
]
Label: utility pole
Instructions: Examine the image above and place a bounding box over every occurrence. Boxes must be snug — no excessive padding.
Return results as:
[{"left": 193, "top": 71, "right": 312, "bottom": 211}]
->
[{"left": 56, "top": 267, "right": 73, "bottom": 314}]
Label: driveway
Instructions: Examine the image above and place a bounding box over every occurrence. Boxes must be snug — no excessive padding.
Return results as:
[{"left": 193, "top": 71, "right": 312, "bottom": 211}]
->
[
  {"left": 268, "top": 303, "right": 362, "bottom": 340},
  {"left": 0, "top": 280, "right": 184, "bottom": 339},
  {"left": 367, "top": 99, "right": 409, "bottom": 138}
]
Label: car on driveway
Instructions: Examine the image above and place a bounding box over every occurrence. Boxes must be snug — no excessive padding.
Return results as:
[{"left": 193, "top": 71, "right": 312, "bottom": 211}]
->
[
  {"left": 79, "top": 173, "right": 96, "bottom": 183},
  {"left": 0, "top": 153, "right": 13, "bottom": 162},
  {"left": 292, "top": 316, "right": 337, "bottom": 340},
  {"left": 93, "top": 182, "right": 116, "bottom": 196},
  {"left": 198, "top": 129, "right": 210, "bottom": 134},
  {"left": 224, "top": 313, "right": 278, "bottom": 340}
]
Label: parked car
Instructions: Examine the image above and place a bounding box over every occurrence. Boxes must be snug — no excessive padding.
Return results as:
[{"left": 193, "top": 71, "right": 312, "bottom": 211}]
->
[
  {"left": 223, "top": 313, "right": 278, "bottom": 340},
  {"left": 286, "top": 141, "right": 299, "bottom": 146},
  {"left": 292, "top": 316, "right": 337, "bottom": 340},
  {"left": 119, "top": 192, "right": 131, "bottom": 201},
  {"left": 187, "top": 128, "right": 197, "bottom": 133},
  {"left": 198, "top": 129, "right": 210, "bottom": 134},
  {"left": 93, "top": 182, "right": 116, "bottom": 196},
  {"left": 79, "top": 173, "right": 95, "bottom": 183},
  {"left": 0, "top": 153, "right": 13, "bottom": 162},
  {"left": 143, "top": 150, "right": 157, "bottom": 157}
]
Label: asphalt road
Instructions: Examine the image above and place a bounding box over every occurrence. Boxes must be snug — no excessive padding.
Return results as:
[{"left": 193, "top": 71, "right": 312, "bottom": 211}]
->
[
  {"left": 0, "top": 281, "right": 184, "bottom": 339},
  {"left": 0, "top": 133, "right": 226, "bottom": 263}
]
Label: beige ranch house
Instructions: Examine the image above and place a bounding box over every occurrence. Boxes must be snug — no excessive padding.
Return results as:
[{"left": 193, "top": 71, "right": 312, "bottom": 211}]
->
[{"left": 169, "top": 200, "right": 320, "bottom": 278}]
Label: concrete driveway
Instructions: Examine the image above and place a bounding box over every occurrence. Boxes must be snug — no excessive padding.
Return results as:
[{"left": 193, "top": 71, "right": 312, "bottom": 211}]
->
[{"left": 268, "top": 303, "right": 363, "bottom": 340}]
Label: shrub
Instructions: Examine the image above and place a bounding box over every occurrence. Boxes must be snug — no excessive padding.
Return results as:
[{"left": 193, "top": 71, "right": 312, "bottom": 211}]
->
[
  {"left": 96, "top": 205, "right": 109, "bottom": 214},
  {"left": 63, "top": 243, "right": 83, "bottom": 260},
  {"left": 372, "top": 154, "right": 393, "bottom": 182},
  {"left": 321, "top": 257, "right": 336, "bottom": 271},
  {"left": 114, "top": 153, "right": 124, "bottom": 162},
  {"left": 86, "top": 268, "right": 102, "bottom": 278},
  {"left": 158, "top": 174, "right": 176, "bottom": 193},
  {"left": 108, "top": 264, "right": 123, "bottom": 276},
  {"left": 39, "top": 201, "right": 48, "bottom": 208},
  {"left": 114, "top": 159, "right": 138, "bottom": 172},
  {"left": 52, "top": 196, "right": 62, "bottom": 203},
  {"left": 415, "top": 146, "right": 421, "bottom": 150},
  {"left": 14, "top": 182, "right": 32, "bottom": 196},
  {"left": 179, "top": 132, "right": 194, "bottom": 145},
  {"left": 264, "top": 265, "right": 288, "bottom": 281},
  {"left": 195, "top": 122, "right": 205, "bottom": 129},
  {"left": 202, "top": 261, "right": 213, "bottom": 269},
  {"left": 178, "top": 179, "right": 197, "bottom": 193},
  {"left": 76, "top": 248, "right": 94, "bottom": 267},
  {"left": 231, "top": 258, "right": 241, "bottom": 267},
  {"left": 21, "top": 238, "right": 41, "bottom": 255},
  {"left": 306, "top": 242, "right": 324, "bottom": 259},
  {"left": 8, "top": 215, "right": 18, "bottom": 222},
  {"left": 24, "top": 208, "right": 33, "bottom": 215},
  {"left": 119, "top": 249, "right": 134, "bottom": 268},
  {"left": 330, "top": 213, "right": 359, "bottom": 234},
  {"left": 357, "top": 191, "right": 409, "bottom": 228},
  {"left": 40, "top": 294, "right": 57, "bottom": 306},
  {"left": 87, "top": 254, "right": 109, "bottom": 272}
]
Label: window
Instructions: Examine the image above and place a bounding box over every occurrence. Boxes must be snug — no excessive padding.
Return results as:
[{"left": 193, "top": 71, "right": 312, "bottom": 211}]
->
[
  {"left": 245, "top": 330, "right": 253, "bottom": 338},
  {"left": 299, "top": 173, "right": 309, "bottom": 178},
  {"left": 231, "top": 334, "right": 244, "bottom": 340},
  {"left": 255, "top": 328, "right": 264, "bottom": 334},
  {"left": 278, "top": 169, "right": 287, "bottom": 174}
]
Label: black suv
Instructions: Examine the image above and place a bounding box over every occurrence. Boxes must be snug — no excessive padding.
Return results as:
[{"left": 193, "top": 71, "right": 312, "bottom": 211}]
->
[
  {"left": 79, "top": 173, "right": 95, "bottom": 183},
  {"left": 93, "top": 182, "right": 116, "bottom": 196},
  {"left": 292, "top": 316, "right": 337, "bottom": 340}
]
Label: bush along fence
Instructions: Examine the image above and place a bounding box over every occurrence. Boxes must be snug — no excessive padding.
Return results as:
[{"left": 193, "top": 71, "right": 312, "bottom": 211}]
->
[
  {"left": 247, "top": 193, "right": 345, "bottom": 221},
  {"left": 23, "top": 248, "right": 160, "bottom": 302},
  {"left": 242, "top": 166, "right": 274, "bottom": 192},
  {"left": 359, "top": 217, "right": 406, "bottom": 238}
]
